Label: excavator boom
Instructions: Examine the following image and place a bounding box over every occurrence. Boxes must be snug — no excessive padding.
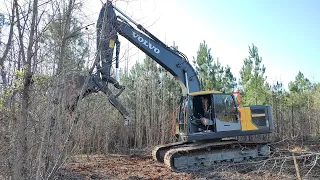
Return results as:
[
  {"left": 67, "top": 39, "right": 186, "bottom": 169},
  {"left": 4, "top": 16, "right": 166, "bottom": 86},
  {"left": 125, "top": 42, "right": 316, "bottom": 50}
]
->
[{"left": 114, "top": 10, "right": 201, "bottom": 95}]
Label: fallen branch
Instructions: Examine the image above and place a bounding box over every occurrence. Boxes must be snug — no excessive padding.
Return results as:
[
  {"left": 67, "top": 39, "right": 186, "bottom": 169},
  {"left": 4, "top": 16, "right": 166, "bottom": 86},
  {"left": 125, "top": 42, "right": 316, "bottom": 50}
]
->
[{"left": 292, "top": 153, "right": 301, "bottom": 180}]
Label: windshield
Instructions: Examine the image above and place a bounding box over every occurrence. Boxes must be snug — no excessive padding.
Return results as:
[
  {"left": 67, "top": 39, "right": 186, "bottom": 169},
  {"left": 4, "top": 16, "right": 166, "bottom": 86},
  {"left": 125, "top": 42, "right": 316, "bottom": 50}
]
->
[
  {"left": 213, "top": 94, "right": 238, "bottom": 122},
  {"left": 214, "top": 94, "right": 236, "bottom": 111}
]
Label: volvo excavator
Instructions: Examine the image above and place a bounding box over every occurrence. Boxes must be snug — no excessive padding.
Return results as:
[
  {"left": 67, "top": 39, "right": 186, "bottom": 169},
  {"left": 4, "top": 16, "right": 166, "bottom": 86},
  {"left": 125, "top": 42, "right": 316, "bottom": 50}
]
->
[{"left": 72, "top": 1, "right": 274, "bottom": 172}]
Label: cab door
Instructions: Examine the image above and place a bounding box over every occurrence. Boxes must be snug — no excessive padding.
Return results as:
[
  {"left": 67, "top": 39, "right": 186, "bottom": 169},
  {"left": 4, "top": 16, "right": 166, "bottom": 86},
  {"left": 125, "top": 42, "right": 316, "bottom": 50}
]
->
[{"left": 213, "top": 94, "right": 241, "bottom": 132}]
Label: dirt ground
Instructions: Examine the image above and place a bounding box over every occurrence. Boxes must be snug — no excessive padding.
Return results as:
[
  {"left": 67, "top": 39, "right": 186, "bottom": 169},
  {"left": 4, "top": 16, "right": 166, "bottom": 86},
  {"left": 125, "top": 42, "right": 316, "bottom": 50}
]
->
[{"left": 56, "top": 141, "right": 320, "bottom": 180}]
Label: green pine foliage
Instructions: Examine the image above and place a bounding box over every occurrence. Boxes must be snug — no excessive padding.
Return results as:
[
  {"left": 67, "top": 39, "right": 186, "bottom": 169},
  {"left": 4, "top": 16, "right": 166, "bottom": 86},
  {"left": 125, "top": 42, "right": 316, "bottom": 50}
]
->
[
  {"left": 192, "top": 40, "right": 237, "bottom": 92},
  {"left": 239, "top": 44, "right": 270, "bottom": 105}
]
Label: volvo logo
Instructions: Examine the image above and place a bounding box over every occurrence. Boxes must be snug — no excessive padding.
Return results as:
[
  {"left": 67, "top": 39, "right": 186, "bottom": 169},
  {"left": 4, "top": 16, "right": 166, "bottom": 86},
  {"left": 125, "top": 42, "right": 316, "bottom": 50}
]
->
[{"left": 132, "top": 31, "right": 160, "bottom": 54}]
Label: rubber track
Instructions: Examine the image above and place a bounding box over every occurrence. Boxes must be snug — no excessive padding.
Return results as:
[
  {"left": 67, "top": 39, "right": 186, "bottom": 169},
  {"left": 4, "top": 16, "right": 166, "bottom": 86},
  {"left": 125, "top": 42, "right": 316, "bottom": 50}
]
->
[
  {"left": 152, "top": 141, "right": 189, "bottom": 162},
  {"left": 163, "top": 140, "right": 269, "bottom": 172}
]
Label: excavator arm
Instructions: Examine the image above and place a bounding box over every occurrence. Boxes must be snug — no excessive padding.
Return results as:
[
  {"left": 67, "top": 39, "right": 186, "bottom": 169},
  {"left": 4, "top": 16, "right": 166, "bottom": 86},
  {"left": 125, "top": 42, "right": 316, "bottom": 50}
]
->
[
  {"left": 74, "top": 1, "right": 200, "bottom": 122},
  {"left": 113, "top": 12, "right": 201, "bottom": 95}
]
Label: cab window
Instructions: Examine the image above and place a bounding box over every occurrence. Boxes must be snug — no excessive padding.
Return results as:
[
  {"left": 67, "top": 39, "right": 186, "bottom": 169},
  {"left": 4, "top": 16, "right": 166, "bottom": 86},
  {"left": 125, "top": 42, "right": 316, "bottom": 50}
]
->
[{"left": 213, "top": 94, "right": 238, "bottom": 123}]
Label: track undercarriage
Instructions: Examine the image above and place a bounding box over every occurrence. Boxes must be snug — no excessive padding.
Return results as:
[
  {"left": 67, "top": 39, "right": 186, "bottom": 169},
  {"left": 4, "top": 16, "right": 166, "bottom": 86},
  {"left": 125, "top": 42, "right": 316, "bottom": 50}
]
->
[{"left": 152, "top": 139, "right": 271, "bottom": 172}]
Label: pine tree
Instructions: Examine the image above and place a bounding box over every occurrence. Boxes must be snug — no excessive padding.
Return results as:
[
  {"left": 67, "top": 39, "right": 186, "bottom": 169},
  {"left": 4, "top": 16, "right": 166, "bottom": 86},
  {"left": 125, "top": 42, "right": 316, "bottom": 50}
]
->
[
  {"left": 193, "top": 40, "right": 236, "bottom": 92},
  {"left": 239, "top": 43, "right": 269, "bottom": 105},
  {"left": 288, "top": 71, "right": 312, "bottom": 93}
]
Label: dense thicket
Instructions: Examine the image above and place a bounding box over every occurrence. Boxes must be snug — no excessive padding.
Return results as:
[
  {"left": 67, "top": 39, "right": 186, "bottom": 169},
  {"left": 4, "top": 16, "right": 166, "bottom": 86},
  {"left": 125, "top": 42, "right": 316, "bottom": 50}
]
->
[{"left": 0, "top": 0, "right": 319, "bottom": 179}]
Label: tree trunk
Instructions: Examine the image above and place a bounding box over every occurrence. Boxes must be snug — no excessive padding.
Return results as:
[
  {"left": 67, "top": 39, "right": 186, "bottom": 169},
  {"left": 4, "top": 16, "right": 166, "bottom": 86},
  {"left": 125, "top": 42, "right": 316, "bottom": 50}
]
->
[
  {"left": 13, "top": 0, "right": 38, "bottom": 179},
  {"left": 0, "top": 1, "right": 15, "bottom": 96},
  {"left": 291, "top": 104, "right": 295, "bottom": 138}
]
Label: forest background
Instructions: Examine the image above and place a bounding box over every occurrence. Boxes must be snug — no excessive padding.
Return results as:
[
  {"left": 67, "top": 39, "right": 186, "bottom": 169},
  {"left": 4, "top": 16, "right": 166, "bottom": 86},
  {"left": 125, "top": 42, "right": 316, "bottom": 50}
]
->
[{"left": 0, "top": 0, "right": 319, "bottom": 179}]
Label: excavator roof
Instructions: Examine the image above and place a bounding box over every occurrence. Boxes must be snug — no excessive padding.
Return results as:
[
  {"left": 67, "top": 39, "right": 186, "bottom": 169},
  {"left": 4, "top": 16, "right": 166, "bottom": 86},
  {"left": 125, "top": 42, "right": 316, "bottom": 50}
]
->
[{"left": 189, "top": 90, "right": 223, "bottom": 96}]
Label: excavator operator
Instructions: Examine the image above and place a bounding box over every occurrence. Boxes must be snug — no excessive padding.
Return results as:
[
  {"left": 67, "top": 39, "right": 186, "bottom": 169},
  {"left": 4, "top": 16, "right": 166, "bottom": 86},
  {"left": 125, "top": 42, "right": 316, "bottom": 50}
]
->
[
  {"left": 96, "top": 0, "right": 124, "bottom": 91},
  {"left": 201, "top": 97, "right": 210, "bottom": 118}
]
